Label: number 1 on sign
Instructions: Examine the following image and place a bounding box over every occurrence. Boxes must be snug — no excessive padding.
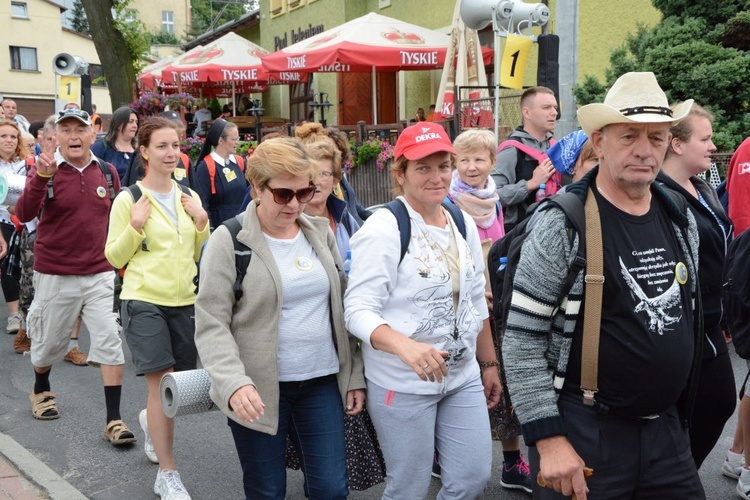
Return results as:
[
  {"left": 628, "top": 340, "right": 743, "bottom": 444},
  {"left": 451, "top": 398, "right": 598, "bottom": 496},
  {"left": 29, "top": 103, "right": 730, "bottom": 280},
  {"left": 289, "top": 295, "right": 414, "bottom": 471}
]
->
[{"left": 501, "top": 35, "right": 533, "bottom": 89}]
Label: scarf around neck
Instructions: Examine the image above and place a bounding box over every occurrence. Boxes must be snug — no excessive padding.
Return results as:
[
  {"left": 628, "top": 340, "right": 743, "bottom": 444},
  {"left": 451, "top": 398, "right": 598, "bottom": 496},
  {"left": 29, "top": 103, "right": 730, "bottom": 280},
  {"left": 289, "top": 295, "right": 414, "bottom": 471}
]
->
[{"left": 448, "top": 170, "right": 499, "bottom": 229}]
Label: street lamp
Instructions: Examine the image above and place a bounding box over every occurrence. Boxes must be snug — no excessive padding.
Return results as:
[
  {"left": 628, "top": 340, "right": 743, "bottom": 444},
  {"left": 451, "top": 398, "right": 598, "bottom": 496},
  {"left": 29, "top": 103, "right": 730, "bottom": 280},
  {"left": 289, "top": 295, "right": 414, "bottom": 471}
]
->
[{"left": 309, "top": 92, "right": 332, "bottom": 127}]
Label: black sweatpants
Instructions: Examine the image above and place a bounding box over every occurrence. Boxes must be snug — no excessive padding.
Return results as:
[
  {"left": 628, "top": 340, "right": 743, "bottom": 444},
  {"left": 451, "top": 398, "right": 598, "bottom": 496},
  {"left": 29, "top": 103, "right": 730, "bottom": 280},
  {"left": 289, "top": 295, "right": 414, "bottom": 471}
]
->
[
  {"left": 689, "top": 348, "right": 737, "bottom": 469},
  {"left": 529, "top": 393, "right": 705, "bottom": 499},
  {"left": 0, "top": 222, "right": 19, "bottom": 303}
]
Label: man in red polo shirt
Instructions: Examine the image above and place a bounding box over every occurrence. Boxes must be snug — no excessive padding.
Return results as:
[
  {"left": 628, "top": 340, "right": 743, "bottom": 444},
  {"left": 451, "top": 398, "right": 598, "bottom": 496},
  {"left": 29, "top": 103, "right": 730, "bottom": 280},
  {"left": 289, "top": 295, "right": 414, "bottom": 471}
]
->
[{"left": 16, "top": 108, "right": 136, "bottom": 446}]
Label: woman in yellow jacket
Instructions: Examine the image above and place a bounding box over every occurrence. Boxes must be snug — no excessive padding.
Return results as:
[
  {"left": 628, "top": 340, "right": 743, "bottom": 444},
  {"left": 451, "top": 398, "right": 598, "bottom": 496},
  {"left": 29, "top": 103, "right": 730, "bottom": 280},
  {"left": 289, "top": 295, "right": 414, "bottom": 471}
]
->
[{"left": 105, "top": 116, "right": 209, "bottom": 500}]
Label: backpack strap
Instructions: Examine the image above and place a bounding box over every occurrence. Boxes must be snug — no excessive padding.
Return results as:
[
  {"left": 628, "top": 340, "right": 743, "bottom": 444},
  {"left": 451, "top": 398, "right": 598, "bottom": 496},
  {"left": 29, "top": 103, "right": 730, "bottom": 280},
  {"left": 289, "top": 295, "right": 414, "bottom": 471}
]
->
[
  {"left": 99, "top": 162, "right": 116, "bottom": 200},
  {"left": 222, "top": 214, "right": 252, "bottom": 302},
  {"left": 180, "top": 153, "right": 190, "bottom": 176},
  {"left": 385, "top": 199, "right": 467, "bottom": 264},
  {"left": 204, "top": 155, "right": 218, "bottom": 195},
  {"left": 384, "top": 199, "right": 410, "bottom": 264},
  {"left": 235, "top": 155, "right": 245, "bottom": 172},
  {"left": 122, "top": 185, "right": 142, "bottom": 203},
  {"left": 497, "top": 139, "right": 548, "bottom": 163}
]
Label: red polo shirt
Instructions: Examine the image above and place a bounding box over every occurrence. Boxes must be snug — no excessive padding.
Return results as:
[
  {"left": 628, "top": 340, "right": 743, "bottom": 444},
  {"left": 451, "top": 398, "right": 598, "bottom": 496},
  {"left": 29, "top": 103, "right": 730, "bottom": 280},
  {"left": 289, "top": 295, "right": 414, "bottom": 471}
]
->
[{"left": 16, "top": 156, "right": 120, "bottom": 276}]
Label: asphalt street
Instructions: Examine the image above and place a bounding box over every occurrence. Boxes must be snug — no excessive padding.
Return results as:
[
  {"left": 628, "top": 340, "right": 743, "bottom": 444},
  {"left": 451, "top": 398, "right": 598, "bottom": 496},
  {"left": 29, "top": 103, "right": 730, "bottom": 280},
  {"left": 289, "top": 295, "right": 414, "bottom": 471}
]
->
[{"left": 0, "top": 297, "right": 744, "bottom": 499}]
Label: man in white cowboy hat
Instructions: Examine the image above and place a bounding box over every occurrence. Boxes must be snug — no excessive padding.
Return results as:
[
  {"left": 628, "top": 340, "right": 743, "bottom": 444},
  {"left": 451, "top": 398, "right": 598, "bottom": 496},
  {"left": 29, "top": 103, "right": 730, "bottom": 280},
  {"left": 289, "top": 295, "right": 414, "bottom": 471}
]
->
[{"left": 502, "top": 72, "right": 704, "bottom": 499}]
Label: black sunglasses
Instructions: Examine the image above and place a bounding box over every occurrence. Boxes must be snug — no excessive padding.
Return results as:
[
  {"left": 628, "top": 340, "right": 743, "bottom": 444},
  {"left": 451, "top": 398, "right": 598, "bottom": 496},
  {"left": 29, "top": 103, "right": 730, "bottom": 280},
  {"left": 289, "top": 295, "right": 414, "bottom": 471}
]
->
[{"left": 266, "top": 185, "right": 317, "bottom": 205}]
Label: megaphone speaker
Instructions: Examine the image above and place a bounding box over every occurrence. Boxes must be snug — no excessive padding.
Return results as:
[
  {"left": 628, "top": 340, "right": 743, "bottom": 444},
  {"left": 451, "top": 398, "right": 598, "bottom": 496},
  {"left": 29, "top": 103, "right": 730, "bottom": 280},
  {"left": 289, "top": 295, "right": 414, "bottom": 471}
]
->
[
  {"left": 461, "top": 0, "right": 513, "bottom": 31},
  {"left": 53, "top": 53, "right": 77, "bottom": 76}
]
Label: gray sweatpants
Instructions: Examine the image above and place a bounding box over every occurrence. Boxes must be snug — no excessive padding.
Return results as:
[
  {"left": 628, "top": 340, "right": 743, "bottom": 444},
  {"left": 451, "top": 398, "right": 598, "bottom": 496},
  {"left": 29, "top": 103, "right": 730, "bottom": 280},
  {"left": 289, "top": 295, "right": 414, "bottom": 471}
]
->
[{"left": 366, "top": 376, "right": 492, "bottom": 499}]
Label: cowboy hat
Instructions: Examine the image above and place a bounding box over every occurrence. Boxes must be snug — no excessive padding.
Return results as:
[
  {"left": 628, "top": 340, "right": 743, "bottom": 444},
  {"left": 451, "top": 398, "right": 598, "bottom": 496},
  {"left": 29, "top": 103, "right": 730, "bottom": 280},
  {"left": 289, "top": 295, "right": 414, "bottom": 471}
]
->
[{"left": 577, "top": 72, "right": 693, "bottom": 136}]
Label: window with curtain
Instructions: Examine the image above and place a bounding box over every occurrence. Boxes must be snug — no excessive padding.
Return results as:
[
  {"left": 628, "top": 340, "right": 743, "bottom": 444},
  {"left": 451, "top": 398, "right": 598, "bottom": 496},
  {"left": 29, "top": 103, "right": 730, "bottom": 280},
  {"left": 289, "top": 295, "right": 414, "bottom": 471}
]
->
[
  {"left": 162, "top": 11, "right": 174, "bottom": 34},
  {"left": 9, "top": 46, "right": 37, "bottom": 71},
  {"left": 11, "top": 2, "right": 28, "bottom": 18}
]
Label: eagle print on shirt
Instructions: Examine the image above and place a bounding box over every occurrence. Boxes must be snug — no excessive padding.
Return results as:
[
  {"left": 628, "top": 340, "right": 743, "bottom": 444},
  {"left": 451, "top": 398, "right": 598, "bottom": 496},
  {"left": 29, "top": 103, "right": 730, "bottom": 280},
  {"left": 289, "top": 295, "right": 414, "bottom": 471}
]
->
[{"left": 619, "top": 255, "right": 682, "bottom": 335}]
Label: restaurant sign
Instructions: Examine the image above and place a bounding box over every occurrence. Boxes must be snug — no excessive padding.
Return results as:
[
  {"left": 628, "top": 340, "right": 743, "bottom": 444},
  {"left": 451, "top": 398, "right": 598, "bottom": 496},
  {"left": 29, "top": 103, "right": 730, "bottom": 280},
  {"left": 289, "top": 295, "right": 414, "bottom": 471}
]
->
[{"left": 274, "top": 23, "right": 325, "bottom": 51}]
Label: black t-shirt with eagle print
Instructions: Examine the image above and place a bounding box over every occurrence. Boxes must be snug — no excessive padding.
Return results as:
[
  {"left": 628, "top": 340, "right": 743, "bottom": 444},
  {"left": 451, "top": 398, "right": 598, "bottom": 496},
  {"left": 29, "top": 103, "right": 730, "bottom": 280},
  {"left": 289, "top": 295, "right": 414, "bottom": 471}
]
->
[{"left": 564, "top": 184, "right": 693, "bottom": 418}]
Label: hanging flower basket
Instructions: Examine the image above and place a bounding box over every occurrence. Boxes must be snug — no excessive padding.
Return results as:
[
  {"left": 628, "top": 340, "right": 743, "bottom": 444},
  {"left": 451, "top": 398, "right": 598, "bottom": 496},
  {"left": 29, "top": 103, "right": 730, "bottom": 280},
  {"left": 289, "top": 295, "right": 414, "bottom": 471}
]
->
[
  {"left": 129, "top": 92, "right": 166, "bottom": 119},
  {"left": 166, "top": 92, "right": 198, "bottom": 111}
]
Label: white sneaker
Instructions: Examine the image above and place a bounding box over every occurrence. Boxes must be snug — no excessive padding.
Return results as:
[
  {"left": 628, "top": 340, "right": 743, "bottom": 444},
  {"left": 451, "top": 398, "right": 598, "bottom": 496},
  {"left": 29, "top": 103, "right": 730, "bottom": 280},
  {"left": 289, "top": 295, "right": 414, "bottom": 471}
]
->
[
  {"left": 6, "top": 312, "right": 21, "bottom": 334},
  {"left": 725, "top": 449, "right": 745, "bottom": 479},
  {"left": 139, "top": 409, "right": 159, "bottom": 464},
  {"left": 154, "top": 469, "right": 191, "bottom": 500}
]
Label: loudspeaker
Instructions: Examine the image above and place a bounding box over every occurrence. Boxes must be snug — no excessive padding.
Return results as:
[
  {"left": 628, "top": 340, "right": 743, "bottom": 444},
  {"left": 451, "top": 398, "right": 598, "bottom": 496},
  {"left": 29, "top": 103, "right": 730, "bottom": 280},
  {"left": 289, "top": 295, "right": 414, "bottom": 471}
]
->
[
  {"left": 460, "top": 0, "right": 549, "bottom": 35},
  {"left": 52, "top": 53, "right": 88, "bottom": 76}
]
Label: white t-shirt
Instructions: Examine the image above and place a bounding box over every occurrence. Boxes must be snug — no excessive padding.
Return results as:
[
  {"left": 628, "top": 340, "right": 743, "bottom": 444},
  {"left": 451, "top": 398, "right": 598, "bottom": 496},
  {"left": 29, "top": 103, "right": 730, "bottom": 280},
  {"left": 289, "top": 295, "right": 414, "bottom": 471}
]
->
[{"left": 264, "top": 229, "right": 339, "bottom": 382}]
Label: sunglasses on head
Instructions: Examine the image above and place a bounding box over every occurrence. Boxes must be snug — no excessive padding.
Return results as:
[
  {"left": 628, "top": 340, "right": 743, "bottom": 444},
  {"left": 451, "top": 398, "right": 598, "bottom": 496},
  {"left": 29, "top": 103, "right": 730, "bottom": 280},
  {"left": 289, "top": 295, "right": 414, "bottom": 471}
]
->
[
  {"left": 266, "top": 185, "right": 317, "bottom": 205},
  {"left": 58, "top": 109, "right": 90, "bottom": 119}
]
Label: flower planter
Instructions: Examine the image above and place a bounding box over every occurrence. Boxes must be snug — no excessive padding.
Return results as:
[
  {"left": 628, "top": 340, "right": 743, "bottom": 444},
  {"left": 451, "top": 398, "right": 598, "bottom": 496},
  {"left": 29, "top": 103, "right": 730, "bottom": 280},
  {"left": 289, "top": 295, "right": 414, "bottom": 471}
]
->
[{"left": 345, "top": 158, "right": 394, "bottom": 208}]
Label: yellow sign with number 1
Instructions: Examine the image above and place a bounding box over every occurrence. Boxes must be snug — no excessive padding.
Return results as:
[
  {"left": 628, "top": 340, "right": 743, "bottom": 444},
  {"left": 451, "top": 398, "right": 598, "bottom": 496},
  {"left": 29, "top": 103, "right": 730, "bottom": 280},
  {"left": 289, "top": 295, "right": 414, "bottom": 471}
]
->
[
  {"left": 59, "top": 75, "right": 81, "bottom": 104},
  {"left": 501, "top": 34, "right": 533, "bottom": 89}
]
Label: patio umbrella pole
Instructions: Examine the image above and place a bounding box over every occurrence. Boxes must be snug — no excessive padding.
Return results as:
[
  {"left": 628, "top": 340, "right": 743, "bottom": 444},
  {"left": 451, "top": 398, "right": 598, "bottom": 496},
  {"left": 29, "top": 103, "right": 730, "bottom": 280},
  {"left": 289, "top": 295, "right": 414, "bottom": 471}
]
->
[
  {"left": 232, "top": 81, "right": 236, "bottom": 117},
  {"left": 372, "top": 66, "right": 378, "bottom": 125},
  {"left": 493, "top": 28, "right": 501, "bottom": 139}
]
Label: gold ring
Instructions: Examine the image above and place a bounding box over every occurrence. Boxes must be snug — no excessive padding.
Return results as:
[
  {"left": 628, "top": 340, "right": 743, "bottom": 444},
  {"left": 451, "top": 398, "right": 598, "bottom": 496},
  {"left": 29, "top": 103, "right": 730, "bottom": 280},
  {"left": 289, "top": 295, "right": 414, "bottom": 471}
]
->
[{"left": 422, "top": 364, "right": 429, "bottom": 370}]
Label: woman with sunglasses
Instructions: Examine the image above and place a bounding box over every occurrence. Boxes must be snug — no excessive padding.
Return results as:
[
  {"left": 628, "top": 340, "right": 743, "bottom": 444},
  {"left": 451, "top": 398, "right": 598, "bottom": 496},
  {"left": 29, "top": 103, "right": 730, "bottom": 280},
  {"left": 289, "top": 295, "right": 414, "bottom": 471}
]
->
[
  {"left": 194, "top": 119, "right": 248, "bottom": 230},
  {"left": 194, "top": 137, "right": 365, "bottom": 499},
  {"left": 344, "top": 122, "right": 501, "bottom": 499}
]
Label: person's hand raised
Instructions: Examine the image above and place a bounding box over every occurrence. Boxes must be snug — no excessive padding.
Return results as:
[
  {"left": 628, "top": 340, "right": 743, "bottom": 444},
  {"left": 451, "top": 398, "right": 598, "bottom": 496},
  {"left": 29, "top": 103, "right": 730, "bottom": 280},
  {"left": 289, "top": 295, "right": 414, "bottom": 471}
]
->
[{"left": 36, "top": 135, "right": 57, "bottom": 177}]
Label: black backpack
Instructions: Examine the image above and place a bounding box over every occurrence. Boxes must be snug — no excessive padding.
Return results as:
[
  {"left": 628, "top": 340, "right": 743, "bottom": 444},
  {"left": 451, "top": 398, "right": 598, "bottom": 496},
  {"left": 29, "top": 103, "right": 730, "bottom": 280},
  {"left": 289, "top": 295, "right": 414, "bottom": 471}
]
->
[
  {"left": 487, "top": 192, "right": 586, "bottom": 334},
  {"left": 384, "top": 199, "right": 467, "bottom": 263},
  {"left": 723, "top": 228, "right": 750, "bottom": 358}
]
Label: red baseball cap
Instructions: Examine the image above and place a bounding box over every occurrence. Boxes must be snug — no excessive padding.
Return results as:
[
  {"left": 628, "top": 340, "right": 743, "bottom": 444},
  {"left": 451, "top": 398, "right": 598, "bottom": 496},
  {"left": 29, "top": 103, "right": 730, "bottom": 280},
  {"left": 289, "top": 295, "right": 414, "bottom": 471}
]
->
[{"left": 394, "top": 122, "right": 456, "bottom": 160}]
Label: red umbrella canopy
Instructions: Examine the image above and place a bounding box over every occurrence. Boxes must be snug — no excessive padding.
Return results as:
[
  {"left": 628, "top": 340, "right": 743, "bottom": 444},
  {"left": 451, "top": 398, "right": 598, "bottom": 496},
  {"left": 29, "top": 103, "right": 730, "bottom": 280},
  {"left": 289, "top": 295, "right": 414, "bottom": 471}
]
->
[
  {"left": 137, "top": 55, "right": 177, "bottom": 90},
  {"left": 263, "top": 12, "right": 492, "bottom": 73},
  {"left": 161, "top": 33, "right": 268, "bottom": 84}
]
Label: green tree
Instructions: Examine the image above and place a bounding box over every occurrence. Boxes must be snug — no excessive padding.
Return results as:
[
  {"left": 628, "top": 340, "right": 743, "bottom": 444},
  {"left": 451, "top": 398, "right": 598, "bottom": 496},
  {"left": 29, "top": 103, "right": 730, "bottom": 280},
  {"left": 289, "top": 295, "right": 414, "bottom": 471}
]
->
[
  {"left": 188, "top": 0, "right": 255, "bottom": 38},
  {"left": 71, "top": 0, "right": 89, "bottom": 35},
  {"left": 574, "top": 2, "right": 750, "bottom": 151},
  {"left": 80, "top": 0, "right": 150, "bottom": 109}
]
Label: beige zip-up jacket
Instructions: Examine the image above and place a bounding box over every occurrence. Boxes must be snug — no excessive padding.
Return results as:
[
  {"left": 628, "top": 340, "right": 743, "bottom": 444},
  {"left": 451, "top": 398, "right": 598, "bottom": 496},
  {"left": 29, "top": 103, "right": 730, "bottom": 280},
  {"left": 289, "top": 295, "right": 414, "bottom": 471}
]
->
[{"left": 194, "top": 201, "right": 365, "bottom": 434}]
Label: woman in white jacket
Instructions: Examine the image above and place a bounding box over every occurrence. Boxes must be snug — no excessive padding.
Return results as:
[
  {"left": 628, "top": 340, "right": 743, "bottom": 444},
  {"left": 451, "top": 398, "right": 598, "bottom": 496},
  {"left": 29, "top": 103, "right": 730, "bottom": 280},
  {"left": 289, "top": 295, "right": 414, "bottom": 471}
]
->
[{"left": 344, "top": 122, "right": 501, "bottom": 499}]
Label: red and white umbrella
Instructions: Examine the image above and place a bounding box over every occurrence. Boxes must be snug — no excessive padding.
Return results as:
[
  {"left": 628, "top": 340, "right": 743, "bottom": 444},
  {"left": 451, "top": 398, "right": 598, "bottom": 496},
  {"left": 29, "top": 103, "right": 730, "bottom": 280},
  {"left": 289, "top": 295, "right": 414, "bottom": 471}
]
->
[
  {"left": 161, "top": 32, "right": 305, "bottom": 87},
  {"left": 137, "top": 55, "right": 176, "bottom": 91},
  {"left": 263, "top": 12, "right": 492, "bottom": 74}
]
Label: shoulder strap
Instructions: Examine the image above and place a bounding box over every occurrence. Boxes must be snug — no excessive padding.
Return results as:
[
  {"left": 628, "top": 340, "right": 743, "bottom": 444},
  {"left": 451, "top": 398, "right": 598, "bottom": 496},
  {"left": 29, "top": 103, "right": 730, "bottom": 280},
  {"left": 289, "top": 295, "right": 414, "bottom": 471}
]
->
[
  {"left": 222, "top": 214, "right": 252, "bottom": 301},
  {"left": 180, "top": 153, "right": 190, "bottom": 175},
  {"left": 99, "top": 162, "right": 116, "bottom": 200},
  {"left": 580, "top": 188, "right": 604, "bottom": 406},
  {"left": 178, "top": 184, "right": 191, "bottom": 197},
  {"left": 441, "top": 200, "right": 467, "bottom": 239},
  {"left": 122, "top": 185, "right": 142, "bottom": 202},
  {"left": 235, "top": 155, "right": 245, "bottom": 172},
  {"left": 497, "top": 139, "right": 547, "bottom": 163},
  {"left": 384, "top": 199, "right": 411, "bottom": 264},
  {"left": 204, "top": 155, "right": 217, "bottom": 195}
]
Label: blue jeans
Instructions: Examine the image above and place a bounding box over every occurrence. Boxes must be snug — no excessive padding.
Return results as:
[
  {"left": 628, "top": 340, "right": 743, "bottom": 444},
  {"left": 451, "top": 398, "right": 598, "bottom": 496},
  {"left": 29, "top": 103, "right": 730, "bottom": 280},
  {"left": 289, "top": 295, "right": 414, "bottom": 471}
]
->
[{"left": 228, "top": 374, "right": 348, "bottom": 500}]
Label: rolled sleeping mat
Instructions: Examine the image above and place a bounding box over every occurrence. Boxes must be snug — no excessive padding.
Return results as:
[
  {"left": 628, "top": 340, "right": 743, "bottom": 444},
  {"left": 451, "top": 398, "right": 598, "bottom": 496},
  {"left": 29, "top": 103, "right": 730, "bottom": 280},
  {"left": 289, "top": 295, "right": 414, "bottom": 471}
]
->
[
  {"left": 159, "top": 369, "right": 217, "bottom": 418},
  {"left": 0, "top": 173, "right": 28, "bottom": 206}
]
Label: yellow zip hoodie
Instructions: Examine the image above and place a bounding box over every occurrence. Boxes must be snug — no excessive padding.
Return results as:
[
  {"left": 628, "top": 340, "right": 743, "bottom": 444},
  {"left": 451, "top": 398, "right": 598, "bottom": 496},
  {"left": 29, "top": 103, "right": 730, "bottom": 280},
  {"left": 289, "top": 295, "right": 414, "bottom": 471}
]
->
[{"left": 105, "top": 180, "right": 210, "bottom": 306}]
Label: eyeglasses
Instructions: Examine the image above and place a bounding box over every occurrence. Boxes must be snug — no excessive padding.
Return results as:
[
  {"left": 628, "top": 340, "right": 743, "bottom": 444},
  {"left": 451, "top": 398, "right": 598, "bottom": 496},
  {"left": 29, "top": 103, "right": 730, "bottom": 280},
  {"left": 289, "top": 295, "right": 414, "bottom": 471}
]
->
[
  {"left": 318, "top": 171, "right": 334, "bottom": 178},
  {"left": 266, "top": 185, "right": 317, "bottom": 205}
]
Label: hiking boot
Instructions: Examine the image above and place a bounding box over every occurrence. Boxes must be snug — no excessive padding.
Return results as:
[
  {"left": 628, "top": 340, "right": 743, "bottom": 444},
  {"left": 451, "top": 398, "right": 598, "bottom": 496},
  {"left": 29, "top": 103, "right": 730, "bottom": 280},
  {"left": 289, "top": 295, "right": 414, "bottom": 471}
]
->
[
  {"left": 431, "top": 451, "right": 441, "bottom": 479},
  {"left": 140, "top": 409, "right": 159, "bottom": 464},
  {"left": 724, "top": 448, "right": 744, "bottom": 479},
  {"left": 154, "top": 469, "right": 192, "bottom": 500},
  {"left": 6, "top": 312, "right": 21, "bottom": 334},
  {"left": 500, "top": 455, "right": 532, "bottom": 494},
  {"left": 13, "top": 327, "right": 30, "bottom": 354},
  {"left": 64, "top": 347, "right": 88, "bottom": 366},
  {"left": 738, "top": 467, "right": 750, "bottom": 500}
]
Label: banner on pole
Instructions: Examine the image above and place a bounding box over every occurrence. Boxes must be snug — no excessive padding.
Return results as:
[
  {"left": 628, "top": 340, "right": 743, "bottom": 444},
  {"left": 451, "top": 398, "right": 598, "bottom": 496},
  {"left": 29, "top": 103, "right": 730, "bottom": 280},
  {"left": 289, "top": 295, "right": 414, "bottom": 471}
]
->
[{"left": 59, "top": 75, "right": 81, "bottom": 104}]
